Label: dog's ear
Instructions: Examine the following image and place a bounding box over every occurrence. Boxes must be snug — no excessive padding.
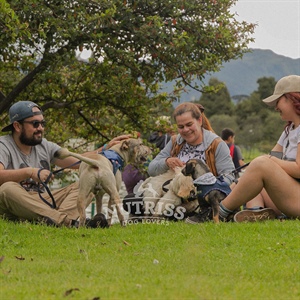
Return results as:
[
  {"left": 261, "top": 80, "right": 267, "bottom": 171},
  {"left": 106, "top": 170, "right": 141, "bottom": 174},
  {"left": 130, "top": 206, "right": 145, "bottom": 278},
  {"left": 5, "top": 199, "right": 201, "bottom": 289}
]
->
[
  {"left": 120, "top": 139, "right": 130, "bottom": 151},
  {"left": 174, "top": 166, "right": 182, "bottom": 175},
  {"left": 196, "top": 160, "right": 210, "bottom": 173},
  {"left": 182, "top": 161, "right": 195, "bottom": 176},
  {"left": 176, "top": 177, "right": 196, "bottom": 198}
]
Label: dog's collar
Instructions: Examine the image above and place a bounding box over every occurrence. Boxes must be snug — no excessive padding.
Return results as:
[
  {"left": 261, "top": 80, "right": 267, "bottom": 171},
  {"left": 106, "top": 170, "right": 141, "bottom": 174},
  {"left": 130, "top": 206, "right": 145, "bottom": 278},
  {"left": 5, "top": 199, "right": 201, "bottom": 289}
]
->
[{"left": 99, "top": 150, "right": 125, "bottom": 174}]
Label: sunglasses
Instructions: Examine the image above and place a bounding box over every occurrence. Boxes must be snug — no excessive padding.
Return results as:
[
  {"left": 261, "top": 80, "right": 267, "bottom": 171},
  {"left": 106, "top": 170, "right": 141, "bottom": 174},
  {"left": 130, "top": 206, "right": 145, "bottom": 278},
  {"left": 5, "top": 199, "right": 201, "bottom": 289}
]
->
[{"left": 21, "top": 120, "right": 47, "bottom": 128}]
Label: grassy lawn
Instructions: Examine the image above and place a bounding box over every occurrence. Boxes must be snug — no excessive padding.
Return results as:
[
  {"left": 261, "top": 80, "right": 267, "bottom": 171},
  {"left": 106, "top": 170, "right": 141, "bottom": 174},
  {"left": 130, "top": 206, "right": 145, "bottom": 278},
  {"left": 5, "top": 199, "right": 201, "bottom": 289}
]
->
[{"left": 1, "top": 218, "right": 299, "bottom": 300}]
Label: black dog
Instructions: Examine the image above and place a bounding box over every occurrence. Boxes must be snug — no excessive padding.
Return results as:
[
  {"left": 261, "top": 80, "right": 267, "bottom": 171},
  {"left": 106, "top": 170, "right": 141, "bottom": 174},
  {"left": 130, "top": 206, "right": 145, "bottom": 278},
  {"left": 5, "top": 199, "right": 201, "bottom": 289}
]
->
[{"left": 182, "top": 159, "right": 235, "bottom": 223}]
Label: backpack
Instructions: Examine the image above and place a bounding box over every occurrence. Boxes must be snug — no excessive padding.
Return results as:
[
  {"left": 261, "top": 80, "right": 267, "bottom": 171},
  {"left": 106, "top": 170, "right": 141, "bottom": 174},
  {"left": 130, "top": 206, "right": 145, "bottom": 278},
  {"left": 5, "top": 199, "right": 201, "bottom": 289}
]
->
[
  {"left": 229, "top": 144, "right": 235, "bottom": 158},
  {"left": 229, "top": 143, "right": 240, "bottom": 169},
  {"left": 170, "top": 135, "right": 222, "bottom": 176}
]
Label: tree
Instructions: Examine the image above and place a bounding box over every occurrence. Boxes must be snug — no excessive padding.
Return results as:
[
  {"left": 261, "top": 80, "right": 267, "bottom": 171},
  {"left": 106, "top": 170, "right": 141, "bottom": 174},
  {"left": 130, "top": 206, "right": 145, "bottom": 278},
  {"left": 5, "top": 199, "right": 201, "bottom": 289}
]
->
[
  {"left": 235, "top": 77, "right": 277, "bottom": 121},
  {"left": 233, "top": 76, "right": 285, "bottom": 151},
  {"left": 196, "top": 77, "right": 234, "bottom": 117},
  {"left": 237, "top": 115, "right": 264, "bottom": 149},
  {"left": 0, "top": 0, "right": 255, "bottom": 145},
  {"left": 235, "top": 77, "right": 277, "bottom": 132},
  {"left": 261, "top": 111, "right": 285, "bottom": 147},
  {"left": 257, "top": 77, "right": 277, "bottom": 101},
  {"left": 209, "top": 114, "right": 238, "bottom": 137}
]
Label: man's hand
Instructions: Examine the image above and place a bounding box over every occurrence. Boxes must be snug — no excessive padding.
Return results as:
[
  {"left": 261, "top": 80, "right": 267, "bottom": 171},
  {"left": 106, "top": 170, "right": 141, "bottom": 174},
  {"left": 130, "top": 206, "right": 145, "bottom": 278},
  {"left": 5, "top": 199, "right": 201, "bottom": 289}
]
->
[
  {"left": 31, "top": 168, "right": 54, "bottom": 183},
  {"left": 107, "top": 134, "right": 132, "bottom": 149},
  {"left": 94, "top": 134, "right": 132, "bottom": 153}
]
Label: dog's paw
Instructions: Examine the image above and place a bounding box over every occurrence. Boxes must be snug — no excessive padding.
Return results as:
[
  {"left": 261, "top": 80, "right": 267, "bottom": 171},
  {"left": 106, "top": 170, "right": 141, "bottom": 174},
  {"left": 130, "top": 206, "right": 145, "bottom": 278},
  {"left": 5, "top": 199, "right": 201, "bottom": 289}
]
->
[
  {"left": 120, "top": 220, "right": 127, "bottom": 227},
  {"left": 86, "top": 213, "right": 109, "bottom": 228}
]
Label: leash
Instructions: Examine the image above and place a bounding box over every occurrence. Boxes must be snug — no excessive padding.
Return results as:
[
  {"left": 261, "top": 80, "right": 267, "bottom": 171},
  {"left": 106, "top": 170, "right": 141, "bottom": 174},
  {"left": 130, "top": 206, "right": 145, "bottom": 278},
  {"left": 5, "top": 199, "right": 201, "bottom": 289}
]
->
[
  {"left": 52, "top": 161, "right": 81, "bottom": 175},
  {"left": 38, "top": 168, "right": 57, "bottom": 209},
  {"left": 231, "top": 162, "right": 250, "bottom": 181},
  {"left": 233, "top": 162, "right": 250, "bottom": 173},
  {"left": 37, "top": 161, "right": 81, "bottom": 209}
]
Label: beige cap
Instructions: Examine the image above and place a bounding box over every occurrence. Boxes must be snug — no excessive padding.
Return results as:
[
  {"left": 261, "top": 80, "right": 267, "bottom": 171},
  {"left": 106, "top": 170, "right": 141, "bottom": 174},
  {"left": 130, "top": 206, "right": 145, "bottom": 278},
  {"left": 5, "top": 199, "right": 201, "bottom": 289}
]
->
[{"left": 262, "top": 75, "right": 300, "bottom": 106}]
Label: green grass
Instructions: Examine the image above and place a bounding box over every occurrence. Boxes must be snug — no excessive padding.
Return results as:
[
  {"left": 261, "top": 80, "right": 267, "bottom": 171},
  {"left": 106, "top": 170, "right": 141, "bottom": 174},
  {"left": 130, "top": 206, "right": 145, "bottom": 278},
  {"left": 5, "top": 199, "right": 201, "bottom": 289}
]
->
[
  {"left": 1, "top": 219, "right": 299, "bottom": 300},
  {"left": 241, "top": 148, "right": 265, "bottom": 163}
]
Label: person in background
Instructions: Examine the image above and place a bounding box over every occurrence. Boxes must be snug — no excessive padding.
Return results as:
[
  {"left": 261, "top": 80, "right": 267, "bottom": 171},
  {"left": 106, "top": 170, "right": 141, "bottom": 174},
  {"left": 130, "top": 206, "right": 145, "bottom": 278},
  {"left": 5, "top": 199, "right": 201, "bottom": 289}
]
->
[
  {"left": 221, "top": 128, "right": 245, "bottom": 169},
  {"left": 148, "top": 116, "right": 172, "bottom": 151},
  {"left": 219, "top": 75, "right": 300, "bottom": 222},
  {"left": 0, "top": 101, "right": 131, "bottom": 228},
  {"left": 122, "top": 132, "right": 148, "bottom": 194}
]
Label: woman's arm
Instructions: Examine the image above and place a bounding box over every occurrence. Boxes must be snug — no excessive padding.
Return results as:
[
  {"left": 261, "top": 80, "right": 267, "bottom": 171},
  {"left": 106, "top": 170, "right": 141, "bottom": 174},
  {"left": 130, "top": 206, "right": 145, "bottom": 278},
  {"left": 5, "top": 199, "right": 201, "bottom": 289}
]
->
[
  {"left": 148, "top": 140, "right": 173, "bottom": 176},
  {"left": 214, "top": 141, "right": 235, "bottom": 185},
  {"left": 269, "top": 143, "right": 300, "bottom": 179}
]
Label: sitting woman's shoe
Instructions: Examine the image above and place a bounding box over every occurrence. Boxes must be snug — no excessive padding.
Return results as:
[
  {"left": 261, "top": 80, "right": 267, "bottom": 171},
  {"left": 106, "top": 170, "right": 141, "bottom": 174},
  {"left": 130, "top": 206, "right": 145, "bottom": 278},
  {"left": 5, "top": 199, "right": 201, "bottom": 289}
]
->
[{"left": 233, "top": 208, "right": 276, "bottom": 222}]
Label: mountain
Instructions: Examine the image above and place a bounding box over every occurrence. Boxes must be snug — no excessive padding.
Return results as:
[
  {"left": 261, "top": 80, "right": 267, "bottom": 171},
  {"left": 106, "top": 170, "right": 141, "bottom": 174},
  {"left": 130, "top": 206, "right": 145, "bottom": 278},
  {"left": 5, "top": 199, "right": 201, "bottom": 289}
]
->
[{"left": 169, "top": 49, "right": 300, "bottom": 103}]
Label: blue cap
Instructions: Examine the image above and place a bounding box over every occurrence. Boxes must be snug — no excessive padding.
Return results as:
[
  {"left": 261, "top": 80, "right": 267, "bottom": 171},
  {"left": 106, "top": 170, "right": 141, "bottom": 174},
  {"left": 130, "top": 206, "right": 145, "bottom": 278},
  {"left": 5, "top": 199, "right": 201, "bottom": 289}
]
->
[{"left": 2, "top": 101, "right": 43, "bottom": 132}]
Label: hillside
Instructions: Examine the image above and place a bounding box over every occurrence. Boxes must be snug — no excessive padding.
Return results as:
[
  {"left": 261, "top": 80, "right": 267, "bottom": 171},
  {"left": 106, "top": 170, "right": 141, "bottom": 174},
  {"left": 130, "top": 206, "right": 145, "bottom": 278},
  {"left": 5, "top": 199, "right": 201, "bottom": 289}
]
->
[{"left": 168, "top": 49, "right": 300, "bottom": 103}]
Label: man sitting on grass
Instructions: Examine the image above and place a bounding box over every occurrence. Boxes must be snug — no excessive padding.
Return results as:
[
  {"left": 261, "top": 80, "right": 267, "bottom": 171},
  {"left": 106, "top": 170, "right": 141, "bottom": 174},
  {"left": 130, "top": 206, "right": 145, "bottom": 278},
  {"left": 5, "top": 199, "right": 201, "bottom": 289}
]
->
[{"left": 0, "top": 100, "right": 130, "bottom": 228}]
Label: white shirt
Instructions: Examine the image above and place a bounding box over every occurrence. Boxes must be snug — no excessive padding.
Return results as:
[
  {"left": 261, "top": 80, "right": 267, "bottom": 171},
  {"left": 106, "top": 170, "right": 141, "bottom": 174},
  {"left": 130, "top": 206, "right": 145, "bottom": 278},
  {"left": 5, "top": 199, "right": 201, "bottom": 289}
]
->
[{"left": 277, "top": 123, "right": 300, "bottom": 161}]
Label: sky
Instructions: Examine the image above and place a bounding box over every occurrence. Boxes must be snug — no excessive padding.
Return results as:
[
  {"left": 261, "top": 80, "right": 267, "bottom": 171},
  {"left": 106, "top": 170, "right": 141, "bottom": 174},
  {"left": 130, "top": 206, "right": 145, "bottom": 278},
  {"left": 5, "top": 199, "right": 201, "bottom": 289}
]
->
[{"left": 231, "top": 0, "right": 300, "bottom": 59}]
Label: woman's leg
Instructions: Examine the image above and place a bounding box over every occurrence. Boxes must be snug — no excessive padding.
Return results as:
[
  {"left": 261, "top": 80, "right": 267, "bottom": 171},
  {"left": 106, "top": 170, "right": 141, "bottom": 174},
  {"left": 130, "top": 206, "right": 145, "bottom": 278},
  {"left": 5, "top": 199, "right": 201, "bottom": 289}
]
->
[
  {"left": 259, "top": 189, "right": 283, "bottom": 215},
  {"left": 221, "top": 155, "right": 300, "bottom": 218},
  {"left": 244, "top": 194, "right": 265, "bottom": 209}
]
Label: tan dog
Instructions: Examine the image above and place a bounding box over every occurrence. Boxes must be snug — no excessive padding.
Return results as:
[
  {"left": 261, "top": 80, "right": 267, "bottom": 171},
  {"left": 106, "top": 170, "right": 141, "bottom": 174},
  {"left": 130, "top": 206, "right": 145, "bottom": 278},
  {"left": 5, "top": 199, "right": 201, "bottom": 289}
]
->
[
  {"left": 56, "top": 138, "right": 150, "bottom": 227},
  {"left": 153, "top": 167, "right": 196, "bottom": 219},
  {"left": 137, "top": 167, "right": 196, "bottom": 219}
]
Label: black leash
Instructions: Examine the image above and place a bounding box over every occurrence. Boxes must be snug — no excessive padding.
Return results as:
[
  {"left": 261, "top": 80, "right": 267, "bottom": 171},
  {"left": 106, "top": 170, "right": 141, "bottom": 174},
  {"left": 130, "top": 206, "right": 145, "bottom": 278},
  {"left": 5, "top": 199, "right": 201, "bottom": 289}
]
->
[
  {"left": 52, "top": 161, "right": 81, "bottom": 175},
  {"left": 232, "top": 162, "right": 250, "bottom": 181},
  {"left": 38, "top": 168, "right": 56, "bottom": 209},
  {"left": 233, "top": 162, "right": 250, "bottom": 173},
  {"left": 37, "top": 161, "right": 81, "bottom": 209}
]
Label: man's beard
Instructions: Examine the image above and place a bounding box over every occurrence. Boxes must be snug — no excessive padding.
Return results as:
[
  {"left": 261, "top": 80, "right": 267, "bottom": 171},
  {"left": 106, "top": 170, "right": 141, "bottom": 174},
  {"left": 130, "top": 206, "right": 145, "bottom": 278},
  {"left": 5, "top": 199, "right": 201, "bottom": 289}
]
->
[{"left": 19, "top": 129, "right": 43, "bottom": 146}]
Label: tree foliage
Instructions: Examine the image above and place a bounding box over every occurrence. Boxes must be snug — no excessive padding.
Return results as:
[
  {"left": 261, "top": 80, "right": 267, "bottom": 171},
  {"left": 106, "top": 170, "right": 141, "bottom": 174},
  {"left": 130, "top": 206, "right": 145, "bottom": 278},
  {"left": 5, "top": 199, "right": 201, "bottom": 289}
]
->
[
  {"left": 0, "top": 0, "right": 255, "bottom": 146},
  {"left": 209, "top": 113, "right": 238, "bottom": 136},
  {"left": 195, "top": 76, "right": 285, "bottom": 152},
  {"left": 196, "top": 77, "right": 234, "bottom": 117}
]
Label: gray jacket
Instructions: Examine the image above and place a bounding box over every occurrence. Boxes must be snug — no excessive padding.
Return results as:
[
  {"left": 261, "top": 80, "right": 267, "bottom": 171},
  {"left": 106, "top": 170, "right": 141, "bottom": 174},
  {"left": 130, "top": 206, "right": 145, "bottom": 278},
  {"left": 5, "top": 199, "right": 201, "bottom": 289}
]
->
[{"left": 148, "top": 129, "right": 235, "bottom": 185}]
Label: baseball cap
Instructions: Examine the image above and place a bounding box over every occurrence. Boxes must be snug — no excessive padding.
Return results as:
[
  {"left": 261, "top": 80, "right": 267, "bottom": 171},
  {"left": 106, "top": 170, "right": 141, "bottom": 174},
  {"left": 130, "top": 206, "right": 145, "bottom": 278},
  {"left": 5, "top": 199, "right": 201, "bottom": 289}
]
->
[
  {"left": 2, "top": 101, "right": 43, "bottom": 132},
  {"left": 262, "top": 75, "right": 300, "bottom": 106}
]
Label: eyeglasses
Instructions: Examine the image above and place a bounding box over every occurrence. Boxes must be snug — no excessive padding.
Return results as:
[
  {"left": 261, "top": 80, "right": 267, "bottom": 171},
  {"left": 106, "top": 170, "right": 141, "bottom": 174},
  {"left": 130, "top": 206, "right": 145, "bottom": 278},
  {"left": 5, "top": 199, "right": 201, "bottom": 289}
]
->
[{"left": 20, "top": 120, "right": 47, "bottom": 128}]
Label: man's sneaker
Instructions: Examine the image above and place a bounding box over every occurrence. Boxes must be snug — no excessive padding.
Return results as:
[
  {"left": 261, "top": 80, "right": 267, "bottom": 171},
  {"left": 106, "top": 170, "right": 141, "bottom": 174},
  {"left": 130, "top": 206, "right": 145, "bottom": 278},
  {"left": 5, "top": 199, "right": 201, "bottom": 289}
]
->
[
  {"left": 38, "top": 217, "right": 58, "bottom": 227},
  {"left": 234, "top": 208, "right": 276, "bottom": 222},
  {"left": 185, "top": 207, "right": 212, "bottom": 224}
]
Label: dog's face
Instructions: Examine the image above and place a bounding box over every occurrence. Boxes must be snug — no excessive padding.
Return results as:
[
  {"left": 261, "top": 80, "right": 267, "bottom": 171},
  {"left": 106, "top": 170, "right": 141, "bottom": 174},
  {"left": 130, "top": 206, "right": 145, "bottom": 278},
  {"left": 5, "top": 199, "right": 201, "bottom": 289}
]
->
[
  {"left": 171, "top": 167, "right": 196, "bottom": 200},
  {"left": 181, "top": 159, "right": 210, "bottom": 180},
  {"left": 118, "top": 138, "right": 151, "bottom": 165}
]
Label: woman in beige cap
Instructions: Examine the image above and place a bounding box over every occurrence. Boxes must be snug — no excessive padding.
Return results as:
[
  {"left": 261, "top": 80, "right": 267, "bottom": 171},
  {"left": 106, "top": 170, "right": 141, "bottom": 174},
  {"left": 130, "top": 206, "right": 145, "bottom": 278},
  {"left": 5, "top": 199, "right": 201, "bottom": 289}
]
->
[{"left": 218, "top": 75, "right": 300, "bottom": 222}]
